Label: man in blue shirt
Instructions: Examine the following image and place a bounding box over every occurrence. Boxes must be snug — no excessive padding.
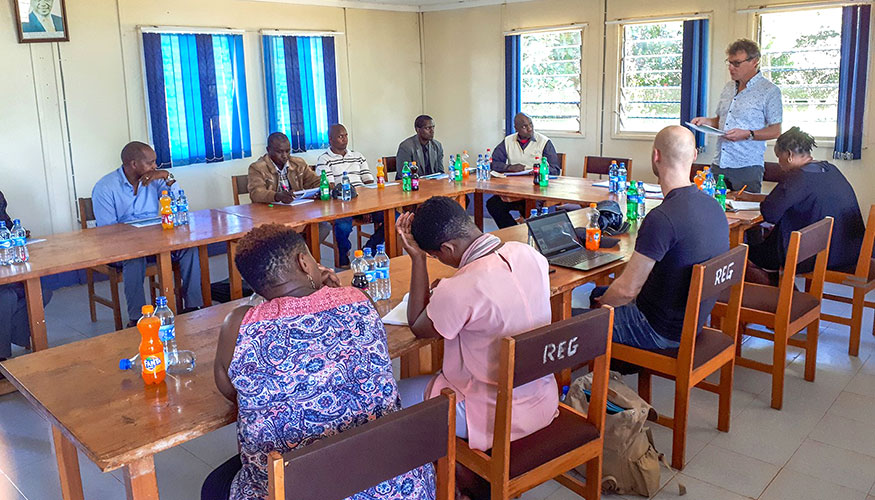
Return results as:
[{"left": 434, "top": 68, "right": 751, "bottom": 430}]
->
[
  {"left": 92, "top": 142, "right": 203, "bottom": 326},
  {"left": 692, "top": 39, "right": 783, "bottom": 193}
]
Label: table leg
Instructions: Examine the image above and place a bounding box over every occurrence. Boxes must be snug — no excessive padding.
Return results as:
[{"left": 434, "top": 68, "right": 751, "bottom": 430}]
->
[
  {"left": 227, "top": 240, "right": 243, "bottom": 300},
  {"left": 525, "top": 198, "right": 537, "bottom": 216},
  {"left": 123, "top": 456, "right": 160, "bottom": 500},
  {"left": 550, "top": 291, "right": 572, "bottom": 322},
  {"left": 306, "top": 223, "right": 321, "bottom": 263},
  {"left": 156, "top": 252, "right": 176, "bottom": 314},
  {"left": 729, "top": 225, "right": 745, "bottom": 248},
  {"left": 384, "top": 208, "right": 399, "bottom": 257},
  {"left": 25, "top": 278, "right": 48, "bottom": 351},
  {"left": 52, "top": 425, "right": 84, "bottom": 500},
  {"left": 198, "top": 246, "right": 212, "bottom": 307},
  {"left": 474, "top": 192, "right": 484, "bottom": 230},
  {"left": 400, "top": 352, "right": 421, "bottom": 379}
]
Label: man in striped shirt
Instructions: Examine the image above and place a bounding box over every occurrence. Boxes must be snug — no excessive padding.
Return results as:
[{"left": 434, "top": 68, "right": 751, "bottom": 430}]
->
[{"left": 316, "top": 124, "right": 383, "bottom": 267}]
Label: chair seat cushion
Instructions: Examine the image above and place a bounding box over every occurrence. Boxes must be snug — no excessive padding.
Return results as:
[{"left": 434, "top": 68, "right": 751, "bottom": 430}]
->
[
  {"left": 650, "top": 327, "right": 734, "bottom": 369},
  {"left": 718, "top": 283, "right": 820, "bottom": 322},
  {"left": 492, "top": 407, "right": 599, "bottom": 479}
]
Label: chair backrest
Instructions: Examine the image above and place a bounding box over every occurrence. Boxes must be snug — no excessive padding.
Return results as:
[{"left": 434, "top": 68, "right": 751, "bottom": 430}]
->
[
  {"left": 557, "top": 152, "right": 567, "bottom": 176},
  {"left": 690, "top": 162, "right": 711, "bottom": 182},
  {"left": 583, "top": 156, "right": 632, "bottom": 178},
  {"left": 850, "top": 204, "right": 875, "bottom": 279},
  {"left": 231, "top": 175, "right": 249, "bottom": 205},
  {"left": 763, "top": 161, "right": 784, "bottom": 183},
  {"left": 77, "top": 197, "right": 94, "bottom": 229},
  {"left": 382, "top": 156, "right": 397, "bottom": 174},
  {"left": 778, "top": 217, "right": 834, "bottom": 317},
  {"left": 268, "top": 390, "right": 455, "bottom": 500}
]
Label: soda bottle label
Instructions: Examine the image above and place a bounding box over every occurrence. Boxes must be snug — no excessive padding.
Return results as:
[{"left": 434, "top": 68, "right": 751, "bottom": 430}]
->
[
  {"left": 161, "top": 213, "right": 173, "bottom": 227},
  {"left": 365, "top": 270, "right": 375, "bottom": 282},
  {"left": 585, "top": 228, "right": 601, "bottom": 251},
  {"left": 0, "top": 240, "right": 12, "bottom": 250},
  {"left": 143, "top": 354, "right": 164, "bottom": 374},
  {"left": 376, "top": 269, "right": 388, "bottom": 280},
  {"left": 159, "top": 324, "right": 175, "bottom": 342}
]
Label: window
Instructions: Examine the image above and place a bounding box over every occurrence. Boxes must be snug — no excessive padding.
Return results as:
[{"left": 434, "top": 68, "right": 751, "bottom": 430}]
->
[
  {"left": 619, "top": 21, "right": 684, "bottom": 133},
  {"left": 142, "top": 31, "right": 251, "bottom": 167},
  {"left": 758, "top": 8, "right": 842, "bottom": 138},
  {"left": 263, "top": 34, "right": 339, "bottom": 151},
  {"left": 519, "top": 29, "right": 582, "bottom": 132}
]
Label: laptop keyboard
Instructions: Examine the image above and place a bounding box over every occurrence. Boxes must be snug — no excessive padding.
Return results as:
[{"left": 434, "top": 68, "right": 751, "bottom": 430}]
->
[{"left": 550, "top": 249, "right": 603, "bottom": 267}]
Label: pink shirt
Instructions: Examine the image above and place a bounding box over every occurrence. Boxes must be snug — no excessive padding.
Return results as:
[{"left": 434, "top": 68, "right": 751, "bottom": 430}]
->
[{"left": 426, "top": 238, "right": 559, "bottom": 451}]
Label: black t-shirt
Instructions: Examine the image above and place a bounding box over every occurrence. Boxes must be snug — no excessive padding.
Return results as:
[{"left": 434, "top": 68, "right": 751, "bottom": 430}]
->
[
  {"left": 635, "top": 185, "right": 730, "bottom": 341},
  {"left": 758, "top": 161, "right": 864, "bottom": 273}
]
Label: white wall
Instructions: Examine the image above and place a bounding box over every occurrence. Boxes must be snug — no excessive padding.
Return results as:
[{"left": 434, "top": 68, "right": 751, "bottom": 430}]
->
[
  {"left": 0, "top": 0, "right": 423, "bottom": 236},
  {"left": 423, "top": 0, "right": 875, "bottom": 210}
]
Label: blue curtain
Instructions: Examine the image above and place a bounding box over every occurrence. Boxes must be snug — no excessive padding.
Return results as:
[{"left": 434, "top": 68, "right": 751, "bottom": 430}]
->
[
  {"left": 263, "top": 35, "right": 339, "bottom": 152},
  {"left": 142, "top": 32, "right": 250, "bottom": 167},
  {"left": 681, "top": 19, "right": 709, "bottom": 149},
  {"left": 505, "top": 35, "right": 522, "bottom": 136},
  {"left": 835, "top": 5, "right": 870, "bottom": 160}
]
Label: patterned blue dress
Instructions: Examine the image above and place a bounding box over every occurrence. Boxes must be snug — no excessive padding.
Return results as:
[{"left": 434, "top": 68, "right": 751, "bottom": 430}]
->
[{"left": 228, "top": 286, "right": 436, "bottom": 500}]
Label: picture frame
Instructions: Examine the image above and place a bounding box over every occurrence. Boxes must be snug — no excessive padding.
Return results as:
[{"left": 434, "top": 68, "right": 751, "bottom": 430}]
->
[{"left": 13, "top": 0, "right": 69, "bottom": 43}]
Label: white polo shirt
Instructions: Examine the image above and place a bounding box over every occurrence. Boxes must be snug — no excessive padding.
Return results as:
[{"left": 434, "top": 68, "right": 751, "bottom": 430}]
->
[{"left": 315, "top": 149, "right": 374, "bottom": 187}]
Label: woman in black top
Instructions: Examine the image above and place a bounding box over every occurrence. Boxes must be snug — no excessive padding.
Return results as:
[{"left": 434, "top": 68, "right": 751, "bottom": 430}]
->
[{"left": 742, "top": 127, "right": 865, "bottom": 284}]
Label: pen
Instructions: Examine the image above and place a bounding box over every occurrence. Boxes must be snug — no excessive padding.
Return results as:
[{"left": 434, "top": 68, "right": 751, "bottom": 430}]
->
[{"left": 738, "top": 185, "right": 747, "bottom": 196}]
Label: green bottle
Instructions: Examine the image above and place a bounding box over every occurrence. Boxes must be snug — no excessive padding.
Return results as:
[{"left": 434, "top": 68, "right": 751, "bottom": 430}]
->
[
  {"left": 715, "top": 174, "right": 727, "bottom": 211},
  {"left": 539, "top": 156, "right": 549, "bottom": 187},
  {"left": 319, "top": 170, "right": 330, "bottom": 200},
  {"left": 626, "top": 181, "right": 638, "bottom": 221},
  {"left": 454, "top": 155, "right": 463, "bottom": 182},
  {"left": 401, "top": 162, "right": 412, "bottom": 191}
]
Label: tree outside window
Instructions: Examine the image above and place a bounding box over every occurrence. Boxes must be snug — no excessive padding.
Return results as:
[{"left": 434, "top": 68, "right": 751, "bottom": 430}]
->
[{"left": 520, "top": 29, "right": 583, "bottom": 133}]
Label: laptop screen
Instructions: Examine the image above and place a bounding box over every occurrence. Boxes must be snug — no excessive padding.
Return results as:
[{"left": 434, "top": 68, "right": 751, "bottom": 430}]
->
[{"left": 527, "top": 212, "right": 583, "bottom": 256}]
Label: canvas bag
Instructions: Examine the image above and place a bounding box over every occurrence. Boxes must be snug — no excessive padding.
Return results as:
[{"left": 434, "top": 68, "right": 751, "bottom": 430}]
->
[{"left": 566, "top": 371, "right": 668, "bottom": 496}]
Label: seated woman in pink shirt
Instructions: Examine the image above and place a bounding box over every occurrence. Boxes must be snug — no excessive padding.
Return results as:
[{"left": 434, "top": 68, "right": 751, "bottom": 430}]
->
[{"left": 395, "top": 196, "right": 559, "bottom": 498}]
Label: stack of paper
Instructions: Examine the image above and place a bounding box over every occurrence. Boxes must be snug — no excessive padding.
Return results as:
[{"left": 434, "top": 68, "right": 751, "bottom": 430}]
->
[
  {"left": 381, "top": 293, "right": 409, "bottom": 326},
  {"left": 726, "top": 200, "right": 761, "bottom": 212}
]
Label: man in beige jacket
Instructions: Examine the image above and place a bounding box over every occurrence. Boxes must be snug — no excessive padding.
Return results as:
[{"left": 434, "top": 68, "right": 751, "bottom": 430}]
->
[{"left": 248, "top": 132, "right": 320, "bottom": 204}]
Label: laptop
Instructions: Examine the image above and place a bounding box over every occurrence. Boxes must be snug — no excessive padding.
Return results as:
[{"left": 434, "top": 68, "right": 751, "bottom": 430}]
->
[{"left": 526, "top": 211, "right": 623, "bottom": 271}]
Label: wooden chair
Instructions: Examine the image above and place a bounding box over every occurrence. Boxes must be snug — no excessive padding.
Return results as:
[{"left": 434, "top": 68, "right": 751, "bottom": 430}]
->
[
  {"left": 583, "top": 156, "right": 631, "bottom": 179},
  {"left": 557, "top": 152, "right": 567, "bottom": 176},
  {"left": 612, "top": 245, "right": 748, "bottom": 470},
  {"left": 456, "top": 307, "right": 613, "bottom": 500},
  {"left": 763, "top": 161, "right": 784, "bottom": 184},
  {"left": 78, "top": 198, "right": 162, "bottom": 330},
  {"left": 712, "top": 218, "right": 833, "bottom": 410},
  {"left": 382, "top": 156, "right": 398, "bottom": 176},
  {"left": 267, "top": 389, "right": 456, "bottom": 500},
  {"left": 231, "top": 174, "right": 249, "bottom": 205},
  {"left": 805, "top": 205, "right": 875, "bottom": 356}
]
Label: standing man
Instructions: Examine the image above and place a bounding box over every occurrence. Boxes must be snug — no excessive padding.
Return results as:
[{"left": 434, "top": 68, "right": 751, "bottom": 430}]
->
[
  {"left": 92, "top": 142, "right": 203, "bottom": 326},
  {"left": 486, "top": 113, "right": 560, "bottom": 228},
  {"left": 316, "top": 124, "right": 384, "bottom": 266},
  {"left": 396, "top": 115, "right": 444, "bottom": 178},
  {"left": 691, "top": 39, "right": 783, "bottom": 193},
  {"left": 248, "top": 132, "right": 321, "bottom": 204}
]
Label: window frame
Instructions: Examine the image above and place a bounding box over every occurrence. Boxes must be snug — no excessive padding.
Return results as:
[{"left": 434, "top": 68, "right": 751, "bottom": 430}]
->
[{"left": 515, "top": 26, "right": 587, "bottom": 137}]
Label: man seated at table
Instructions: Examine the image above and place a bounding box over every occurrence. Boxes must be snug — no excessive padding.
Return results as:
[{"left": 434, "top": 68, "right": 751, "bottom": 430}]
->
[
  {"left": 396, "top": 114, "right": 444, "bottom": 178},
  {"left": 92, "top": 142, "right": 203, "bottom": 326},
  {"left": 0, "top": 190, "right": 52, "bottom": 369},
  {"left": 587, "top": 126, "right": 729, "bottom": 350},
  {"left": 248, "top": 132, "right": 321, "bottom": 204},
  {"left": 736, "top": 127, "right": 865, "bottom": 285},
  {"left": 487, "top": 113, "right": 560, "bottom": 228},
  {"left": 394, "top": 196, "right": 558, "bottom": 497},
  {"left": 316, "top": 124, "right": 384, "bottom": 266},
  {"left": 205, "top": 223, "right": 435, "bottom": 500}
]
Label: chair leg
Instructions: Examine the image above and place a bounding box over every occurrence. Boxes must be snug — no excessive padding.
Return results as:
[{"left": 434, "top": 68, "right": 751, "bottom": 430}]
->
[
  {"left": 849, "top": 288, "right": 864, "bottom": 356},
  {"left": 86, "top": 269, "right": 97, "bottom": 323},
  {"left": 149, "top": 276, "right": 158, "bottom": 304},
  {"left": 638, "top": 369, "right": 652, "bottom": 404},
  {"left": 771, "top": 325, "right": 788, "bottom": 410},
  {"left": 109, "top": 273, "right": 123, "bottom": 331},
  {"left": 717, "top": 362, "right": 734, "bottom": 432},
  {"left": 490, "top": 477, "right": 509, "bottom": 500},
  {"left": 804, "top": 320, "right": 819, "bottom": 382},
  {"left": 671, "top": 379, "right": 691, "bottom": 470},
  {"left": 584, "top": 455, "right": 603, "bottom": 500}
]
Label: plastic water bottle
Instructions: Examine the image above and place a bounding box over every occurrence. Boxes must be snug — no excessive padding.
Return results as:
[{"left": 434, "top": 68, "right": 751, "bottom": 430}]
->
[
  {"left": 529, "top": 208, "right": 538, "bottom": 219},
  {"left": 341, "top": 172, "right": 352, "bottom": 201},
  {"left": 363, "top": 247, "right": 376, "bottom": 287},
  {"left": 169, "top": 191, "right": 179, "bottom": 226},
  {"left": 540, "top": 206, "right": 550, "bottom": 216},
  {"left": 176, "top": 190, "right": 189, "bottom": 225},
  {"left": 447, "top": 155, "right": 456, "bottom": 183},
  {"left": 374, "top": 244, "right": 391, "bottom": 301},
  {"left": 608, "top": 161, "right": 619, "bottom": 193},
  {"left": 636, "top": 182, "right": 646, "bottom": 219},
  {"left": 703, "top": 167, "right": 716, "bottom": 196},
  {"left": 476, "top": 154, "right": 484, "bottom": 180},
  {"left": 0, "top": 222, "right": 12, "bottom": 266},
  {"left": 10, "top": 219, "right": 28, "bottom": 264},
  {"left": 154, "top": 296, "right": 179, "bottom": 370},
  {"left": 119, "top": 353, "right": 141, "bottom": 371},
  {"left": 618, "top": 162, "right": 627, "bottom": 191}
]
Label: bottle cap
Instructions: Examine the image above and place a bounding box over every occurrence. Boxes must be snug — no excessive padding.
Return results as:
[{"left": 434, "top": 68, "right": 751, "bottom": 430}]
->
[
  {"left": 156, "top": 296, "right": 167, "bottom": 307},
  {"left": 590, "top": 203, "right": 597, "bottom": 208},
  {"left": 376, "top": 244, "right": 385, "bottom": 252},
  {"left": 13, "top": 219, "right": 20, "bottom": 224},
  {"left": 354, "top": 250, "right": 363, "bottom": 258},
  {"left": 363, "top": 247, "right": 372, "bottom": 256},
  {"left": 141, "top": 305, "right": 154, "bottom": 315},
  {"left": 119, "top": 359, "right": 131, "bottom": 370}
]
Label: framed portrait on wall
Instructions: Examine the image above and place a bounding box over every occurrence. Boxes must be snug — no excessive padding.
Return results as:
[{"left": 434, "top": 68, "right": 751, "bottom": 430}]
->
[{"left": 13, "top": 0, "right": 69, "bottom": 43}]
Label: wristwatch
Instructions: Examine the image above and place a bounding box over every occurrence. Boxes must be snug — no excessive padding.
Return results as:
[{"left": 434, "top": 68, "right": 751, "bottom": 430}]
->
[
  {"left": 748, "top": 130, "right": 755, "bottom": 140},
  {"left": 166, "top": 172, "right": 176, "bottom": 183}
]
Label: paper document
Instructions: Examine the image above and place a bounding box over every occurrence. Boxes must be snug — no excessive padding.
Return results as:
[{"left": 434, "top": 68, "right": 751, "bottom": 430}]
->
[
  {"left": 726, "top": 200, "right": 761, "bottom": 212},
  {"left": 381, "top": 293, "right": 409, "bottom": 326},
  {"left": 273, "top": 199, "right": 314, "bottom": 206},
  {"left": 490, "top": 171, "right": 507, "bottom": 178},
  {"left": 293, "top": 188, "right": 320, "bottom": 199},
  {"left": 685, "top": 122, "right": 725, "bottom": 136},
  {"left": 593, "top": 181, "right": 610, "bottom": 188},
  {"left": 506, "top": 169, "right": 534, "bottom": 177},
  {"left": 128, "top": 217, "right": 162, "bottom": 228},
  {"left": 422, "top": 173, "right": 448, "bottom": 180},
  {"left": 362, "top": 182, "right": 400, "bottom": 189},
  {"left": 25, "top": 238, "right": 46, "bottom": 245},
  {"left": 643, "top": 183, "right": 661, "bottom": 193}
]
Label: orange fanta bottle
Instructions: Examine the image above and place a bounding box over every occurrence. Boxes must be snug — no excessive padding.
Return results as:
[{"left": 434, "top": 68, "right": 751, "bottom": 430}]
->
[
  {"left": 376, "top": 159, "right": 385, "bottom": 189},
  {"left": 159, "top": 191, "right": 174, "bottom": 229},
  {"left": 585, "top": 203, "right": 601, "bottom": 251},
  {"left": 138, "top": 305, "right": 166, "bottom": 385},
  {"left": 461, "top": 150, "right": 470, "bottom": 179}
]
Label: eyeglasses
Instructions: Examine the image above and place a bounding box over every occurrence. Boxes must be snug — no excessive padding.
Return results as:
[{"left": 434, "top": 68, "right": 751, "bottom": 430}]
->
[{"left": 725, "top": 56, "right": 755, "bottom": 68}]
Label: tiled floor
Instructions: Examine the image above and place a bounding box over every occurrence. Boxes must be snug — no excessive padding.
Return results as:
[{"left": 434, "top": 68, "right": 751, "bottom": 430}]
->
[{"left": 2, "top": 231, "right": 875, "bottom": 499}]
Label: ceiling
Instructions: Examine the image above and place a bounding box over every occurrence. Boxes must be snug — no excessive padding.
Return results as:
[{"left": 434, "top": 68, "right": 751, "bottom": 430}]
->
[{"left": 252, "top": 0, "right": 533, "bottom": 13}]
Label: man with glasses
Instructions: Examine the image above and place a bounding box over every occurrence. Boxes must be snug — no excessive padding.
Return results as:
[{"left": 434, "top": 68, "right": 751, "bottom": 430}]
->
[{"left": 691, "top": 39, "right": 782, "bottom": 193}]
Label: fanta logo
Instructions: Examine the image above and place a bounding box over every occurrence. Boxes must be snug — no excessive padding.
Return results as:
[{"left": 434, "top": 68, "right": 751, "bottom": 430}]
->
[{"left": 143, "top": 355, "right": 163, "bottom": 372}]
